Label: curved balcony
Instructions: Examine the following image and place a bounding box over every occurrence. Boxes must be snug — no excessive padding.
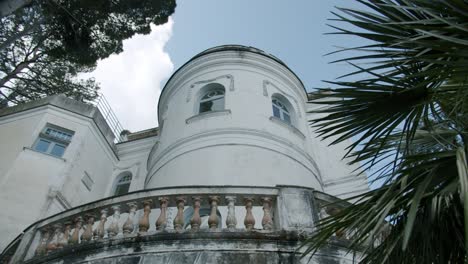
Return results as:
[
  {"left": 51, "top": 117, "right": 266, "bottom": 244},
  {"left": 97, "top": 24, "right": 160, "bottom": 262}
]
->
[{"left": 2, "top": 185, "right": 355, "bottom": 264}]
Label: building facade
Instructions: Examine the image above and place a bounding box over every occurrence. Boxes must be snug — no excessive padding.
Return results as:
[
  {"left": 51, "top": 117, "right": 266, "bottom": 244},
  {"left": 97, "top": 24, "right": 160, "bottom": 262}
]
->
[{"left": 0, "top": 45, "right": 368, "bottom": 263}]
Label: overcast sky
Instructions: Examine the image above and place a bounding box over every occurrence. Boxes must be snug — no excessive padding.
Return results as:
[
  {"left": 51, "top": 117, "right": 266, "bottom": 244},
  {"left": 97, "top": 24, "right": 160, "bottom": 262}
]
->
[{"left": 89, "top": 0, "right": 365, "bottom": 132}]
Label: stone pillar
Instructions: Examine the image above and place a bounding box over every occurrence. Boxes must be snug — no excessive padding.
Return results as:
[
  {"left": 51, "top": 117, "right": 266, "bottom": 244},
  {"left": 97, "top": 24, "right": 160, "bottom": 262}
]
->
[
  {"left": 173, "top": 197, "right": 186, "bottom": 232},
  {"left": 225, "top": 196, "right": 237, "bottom": 230},
  {"left": 107, "top": 205, "right": 121, "bottom": 237},
  {"left": 69, "top": 217, "right": 83, "bottom": 245},
  {"left": 208, "top": 196, "right": 219, "bottom": 230},
  {"left": 139, "top": 200, "right": 152, "bottom": 233},
  {"left": 46, "top": 224, "right": 62, "bottom": 253},
  {"left": 58, "top": 222, "right": 71, "bottom": 248},
  {"left": 81, "top": 214, "right": 94, "bottom": 242},
  {"left": 190, "top": 196, "right": 202, "bottom": 231},
  {"left": 123, "top": 202, "right": 137, "bottom": 236},
  {"left": 244, "top": 197, "right": 255, "bottom": 230},
  {"left": 276, "top": 186, "right": 315, "bottom": 232},
  {"left": 156, "top": 197, "right": 169, "bottom": 230},
  {"left": 261, "top": 197, "right": 274, "bottom": 230},
  {"left": 93, "top": 209, "right": 108, "bottom": 240}
]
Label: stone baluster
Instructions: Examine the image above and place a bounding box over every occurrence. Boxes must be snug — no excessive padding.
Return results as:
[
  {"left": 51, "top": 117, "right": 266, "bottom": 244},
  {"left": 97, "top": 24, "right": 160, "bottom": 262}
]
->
[
  {"left": 123, "top": 202, "right": 137, "bottom": 236},
  {"left": 58, "top": 222, "right": 71, "bottom": 249},
  {"left": 107, "top": 205, "right": 121, "bottom": 237},
  {"left": 208, "top": 196, "right": 220, "bottom": 230},
  {"left": 46, "top": 224, "right": 62, "bottom": 253},
  {"left": 69, "top": 216, "right": 83, "bottom": 245},
  {"left": 93, "top": 209, "right": 108, "bottom": 240},
  {"left": 139, "top": 200, "right": 152, "bottom": 233},
  {"left": 81, "top": 214, "right": 95, "bottom": 242},
  {"left": 190, "top": 196, "right": 202, "bottom": 231},
  {"left": 225, "top": 196, "right": 237, "bottom": 230},
  {"left": 35, "top": 228, "right": 50, "bottom": 256},
  {"left": 166, "top": 206, "right": 175, "bottom": 229},
  {"left": 261, "top": 197, "right": 273, "bottom": 230},
  {"left": 156, "top": 197, "right": 169, "bottom": 230},
  {"left": 244, "top": 198, "right": 255, "bottom": 230},
  {"left": 173, "top": 197, "right": 186, "bottom": 232}
]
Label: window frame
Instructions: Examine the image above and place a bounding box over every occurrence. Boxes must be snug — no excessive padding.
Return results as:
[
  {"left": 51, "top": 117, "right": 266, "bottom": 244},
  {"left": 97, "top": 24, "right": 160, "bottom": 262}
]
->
[
  {"left": 33, "top": 125, "right": 74, "bottom": 158},
  {"left": 112, "top": 172, "right": 132, "bottom": 196},
  {"left": 272, "top": 97, "right": 292, "bottom": 125},
  {"left": 198, "top": 88, "right": 225, "bottom": 114}
]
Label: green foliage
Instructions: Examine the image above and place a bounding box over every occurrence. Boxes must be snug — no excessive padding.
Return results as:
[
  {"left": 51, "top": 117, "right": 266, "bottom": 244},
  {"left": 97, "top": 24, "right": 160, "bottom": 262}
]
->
[
  {"left": 306, "top": 0, "right": 468, "bottom": 263},
  {"left": 0, "top": 0, "right": 176, "bottom": 106},
  {"left": 0, "top": 6, "right": 99, "bottom": 104},
  {"left": 39, "top": 0, "right": 176, "bottom": 66}
]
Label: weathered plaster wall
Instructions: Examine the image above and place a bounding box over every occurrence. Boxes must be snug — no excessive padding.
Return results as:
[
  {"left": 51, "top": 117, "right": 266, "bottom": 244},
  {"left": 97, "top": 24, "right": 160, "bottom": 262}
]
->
[{"left": 26, "top": 231, "right": 359, "bottom": 264}]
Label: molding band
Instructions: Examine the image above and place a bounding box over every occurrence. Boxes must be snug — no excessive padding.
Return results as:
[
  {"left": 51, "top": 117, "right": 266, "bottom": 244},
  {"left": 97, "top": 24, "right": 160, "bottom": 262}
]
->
[{"left": 185, "top": 110, "right": 232, "bottom": 124}]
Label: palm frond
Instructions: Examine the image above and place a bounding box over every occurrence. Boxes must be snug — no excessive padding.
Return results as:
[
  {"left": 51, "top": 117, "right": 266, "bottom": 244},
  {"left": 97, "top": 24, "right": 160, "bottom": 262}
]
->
[{"left": 306, "top": 0, "right": 468, "bottom": 262}]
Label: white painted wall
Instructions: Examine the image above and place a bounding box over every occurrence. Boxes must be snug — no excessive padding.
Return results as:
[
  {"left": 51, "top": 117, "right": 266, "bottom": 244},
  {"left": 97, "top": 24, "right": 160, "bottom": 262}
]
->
[
  {"left": 306, "top": 102, "right": 369, "bottom": 199},
  {"left": 0, "top": 105, "right": 118, "bottom": 250},
  {"left": 146, "top": 50, "right": 322, "bottom": 189},
  {"left": 110, "top": 136, "right": 158, "bottom": 195}
]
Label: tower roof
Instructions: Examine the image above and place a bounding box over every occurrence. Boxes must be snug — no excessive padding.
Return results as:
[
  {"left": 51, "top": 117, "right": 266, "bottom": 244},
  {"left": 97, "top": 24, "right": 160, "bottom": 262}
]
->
[
  {"left": 159, "top": 45, "right": 307, "bottom": 115},
  {"left": 188, "top": 45, "right": 305, "bottom": 90},
  {"left": 191, "top": 45, "right": 288, "bottom": 68}
]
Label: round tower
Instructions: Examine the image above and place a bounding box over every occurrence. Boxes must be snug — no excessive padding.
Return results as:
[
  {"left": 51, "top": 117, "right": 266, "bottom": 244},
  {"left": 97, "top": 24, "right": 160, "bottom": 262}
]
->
[{"left": 146, "top": 45, "right": 322, "bottom": 189}]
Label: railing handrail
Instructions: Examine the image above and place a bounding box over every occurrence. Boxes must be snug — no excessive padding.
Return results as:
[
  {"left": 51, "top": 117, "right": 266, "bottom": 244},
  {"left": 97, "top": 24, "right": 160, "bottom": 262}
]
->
[{"left": 90, "top": 93, "right": 125, "bottom": 143}]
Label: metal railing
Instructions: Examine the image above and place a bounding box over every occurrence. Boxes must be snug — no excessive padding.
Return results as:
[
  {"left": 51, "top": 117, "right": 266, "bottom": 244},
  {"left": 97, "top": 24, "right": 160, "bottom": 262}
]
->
[{"left": 89, "top": 94, "right": 125, "bottom": 143}]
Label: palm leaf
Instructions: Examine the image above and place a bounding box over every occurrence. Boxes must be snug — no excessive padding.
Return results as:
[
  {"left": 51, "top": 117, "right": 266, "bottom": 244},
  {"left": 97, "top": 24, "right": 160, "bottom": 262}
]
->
[{"left": 306, "top": 0, "right": 468, "bottom": 262}]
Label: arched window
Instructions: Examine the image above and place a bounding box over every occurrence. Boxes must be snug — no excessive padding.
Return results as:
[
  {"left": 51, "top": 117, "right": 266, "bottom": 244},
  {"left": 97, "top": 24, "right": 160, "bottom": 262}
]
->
[
  {"left": 272, "top": 97, "right": 291, "bottom": 125},
  {"left": 112, "top": 172, "right": 132, "bottom": 196},
  {"left": 198, "top": 83, "right": 225, "bottom": 113}
]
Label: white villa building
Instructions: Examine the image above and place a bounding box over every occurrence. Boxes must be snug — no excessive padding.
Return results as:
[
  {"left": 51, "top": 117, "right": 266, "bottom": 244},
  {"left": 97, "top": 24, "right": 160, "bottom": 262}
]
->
[{"left": 0, "top": 45, "right": 368, "bottom": 263}]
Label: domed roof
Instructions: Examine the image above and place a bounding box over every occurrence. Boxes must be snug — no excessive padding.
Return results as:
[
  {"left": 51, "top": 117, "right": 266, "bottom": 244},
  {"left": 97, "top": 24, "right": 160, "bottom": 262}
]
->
[
  {"left": 190, "top": 45, "right": 289, "bottom": 68},
  {"left": 158, "top": 45, "right": 307, "bottom": 122}
]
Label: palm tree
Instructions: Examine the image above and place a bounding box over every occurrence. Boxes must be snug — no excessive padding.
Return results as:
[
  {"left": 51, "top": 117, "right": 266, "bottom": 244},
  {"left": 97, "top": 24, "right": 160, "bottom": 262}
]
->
[{"left": 306, "top": 1, "right": 468, "bottom": 263}]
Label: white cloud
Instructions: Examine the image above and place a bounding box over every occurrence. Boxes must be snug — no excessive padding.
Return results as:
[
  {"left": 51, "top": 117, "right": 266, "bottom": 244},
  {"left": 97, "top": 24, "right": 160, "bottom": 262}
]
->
[{"left": 89, "top": 18, "right": 174, "bottom": 132}]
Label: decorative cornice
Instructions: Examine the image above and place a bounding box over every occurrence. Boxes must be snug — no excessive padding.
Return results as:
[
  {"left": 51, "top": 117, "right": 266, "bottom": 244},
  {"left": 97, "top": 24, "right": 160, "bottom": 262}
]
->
[
  {"left": 323, "top": 174, "right": 367, "bottom": 187},
  {"left": 269, "top": 116, "right": 305, "bottom": 140},
  {"left": 146, "top": 127, "right": 322, "bottom": 186},
  {"left": 158, "top": 51, "right": 307, "bottom": 124},
  {"left": 116, "top": 136, "right": 157, "bottom": 157},
  {"left": 22, "top": 147, "right": 67, "bottom": 162},
  {"left": 185, "top": 110, "right": 231, "bottom": 124},
  {"left": 186, "top": 74, "right": 234, "bottom": 103},
  {"left": 263, "top": 80, "right": 303, "bottom": 118}
]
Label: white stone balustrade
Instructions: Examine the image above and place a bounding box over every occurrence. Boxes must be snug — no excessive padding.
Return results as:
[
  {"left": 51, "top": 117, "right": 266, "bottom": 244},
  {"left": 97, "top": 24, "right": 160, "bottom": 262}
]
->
[
  {"left": 2, "top": 185, "right": 346, "bottom": 264},
  {"left": 24, "top": 186, "right": 283, "bottom": 259}
]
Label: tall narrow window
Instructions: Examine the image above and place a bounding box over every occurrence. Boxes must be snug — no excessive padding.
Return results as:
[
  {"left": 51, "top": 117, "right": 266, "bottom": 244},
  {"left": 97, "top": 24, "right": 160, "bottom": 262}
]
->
[
  {"left": 198, "top": 84, "right": 225, "bottom": 113},
  {"left": 113, "top": 173, "right": 132, "bottom": 196},
  {"left": 33, "top": 125, "right": 74, "bottom": 158},
  {"left": 272, "top": 98, "right": 291, "bottom": 125}
]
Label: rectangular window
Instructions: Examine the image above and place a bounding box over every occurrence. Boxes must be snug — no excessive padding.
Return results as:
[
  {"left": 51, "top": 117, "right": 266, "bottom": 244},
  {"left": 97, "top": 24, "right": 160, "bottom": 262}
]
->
[
  {"left": 33, "top": 125, "right": 74, "bottom": 158},
  {"left": 34, "top": 139, "right": 51, "bottom": 152},
  {"left": 50, "top": 144, "right": 66, "bottom": 157}
]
